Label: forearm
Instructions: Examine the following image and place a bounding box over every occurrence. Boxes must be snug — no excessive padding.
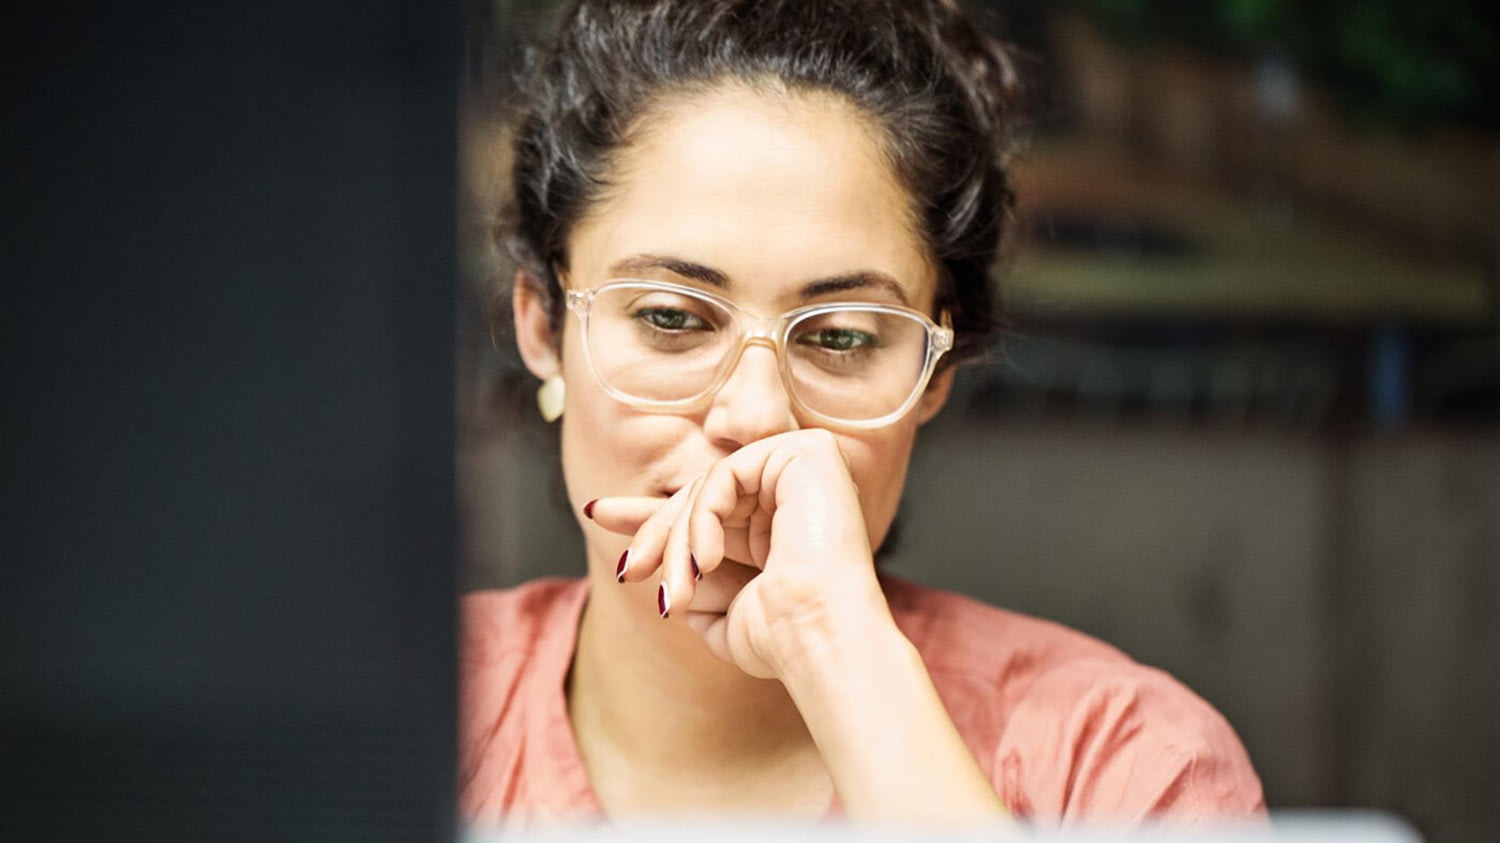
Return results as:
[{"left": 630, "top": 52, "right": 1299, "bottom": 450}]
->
[{"left": 778, "top": 607, "right": 1011, "bottom": 827}]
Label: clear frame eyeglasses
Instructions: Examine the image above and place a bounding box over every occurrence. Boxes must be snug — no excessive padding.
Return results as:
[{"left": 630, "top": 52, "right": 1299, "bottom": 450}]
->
[{"left": 564, "top": 279, "right": 953, "bottom": 429}]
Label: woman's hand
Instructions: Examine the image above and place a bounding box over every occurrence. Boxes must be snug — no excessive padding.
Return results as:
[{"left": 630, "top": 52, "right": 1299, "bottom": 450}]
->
[
  {"left": 588, "top": 428, "right": 893, "bottom": 680},
  {"left": 589, "top": 429, "right": 1009, "bottom": 824}
]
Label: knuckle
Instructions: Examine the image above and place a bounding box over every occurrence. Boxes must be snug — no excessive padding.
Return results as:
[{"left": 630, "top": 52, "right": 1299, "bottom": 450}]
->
[
  {"left": 802, "top": 428, "right": 839, "bottom": 450},
  {"left": 789, "top": 428, "right": 845, "bottom": 468},
  {"left": 757, "top": 569, "right": 827, "bottom": 616}
]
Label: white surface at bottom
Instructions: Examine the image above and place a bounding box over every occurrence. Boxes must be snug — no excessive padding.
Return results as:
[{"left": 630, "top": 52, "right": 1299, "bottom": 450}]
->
[{"left": 466, "top": 810, "right": 1420, "bottom": 842}]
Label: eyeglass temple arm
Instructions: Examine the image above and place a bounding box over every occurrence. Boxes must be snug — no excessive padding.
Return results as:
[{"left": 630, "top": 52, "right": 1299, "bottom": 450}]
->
[{"left": 934, "top": 310, "right": 955, "bottom": 354}]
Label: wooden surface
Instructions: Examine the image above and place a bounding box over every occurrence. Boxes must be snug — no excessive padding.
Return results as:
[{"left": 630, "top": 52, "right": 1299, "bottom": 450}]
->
[{"left": 1009, "top": 140, "right": 1491, "bottom": 325}]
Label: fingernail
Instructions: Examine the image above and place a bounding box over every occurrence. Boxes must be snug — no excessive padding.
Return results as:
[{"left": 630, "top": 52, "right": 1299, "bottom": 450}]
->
[
  {"left": 658, "top": 582, "right": 671, "bottom": 619},
  {"left": 583, "top": 499, "right": 597, "bottom": 520},
  {"left": 616, "top": 549, "right": 629, "bottom": 583},
  {"left": 690, "top": 553, "right": 701, "bottom": 581}
]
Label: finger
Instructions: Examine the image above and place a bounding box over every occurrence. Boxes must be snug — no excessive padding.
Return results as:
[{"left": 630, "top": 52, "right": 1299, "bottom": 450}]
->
[
  {"left": 714, "top": 527, "right": 759, "bottom": 574},
  {"left": 689, "top": 432, "right": 868, "bottom": 573},
  {"left": 659, "top": 477, "right": 703, "bottom": 619},
  {"left": 688, "top": 475, "right": 753, "bottom": 579},
  {"left": 585, "top": 494, "right": 763, "bottom": 573},
  {"left": 683, "top": 590, "right": 775, "bottom": 680},
  {"left": 683, "top": 609, "right": 731, "bottom": 665},
  {"left": 614, "top": 488, "right": 693, "bottom": 585},
  {"left": 688, "top": 442, "right": 800, "bottom": 575},
  {"left": 585, "top": 496, "right": 668, "bottom": 537},
  {"left": 748, "top": 504, "right": 773, "bottom": 568}
]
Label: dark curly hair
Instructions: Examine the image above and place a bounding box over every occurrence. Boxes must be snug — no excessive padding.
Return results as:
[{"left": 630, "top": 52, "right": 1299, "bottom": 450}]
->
[{"left": 494, "top": 0, "right": 1025, "bottom": 368}]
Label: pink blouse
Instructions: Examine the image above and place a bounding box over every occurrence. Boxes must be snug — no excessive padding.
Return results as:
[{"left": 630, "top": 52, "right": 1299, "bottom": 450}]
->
[{"left": 460, "top": 575, "right": 1265, "bottom": 826}]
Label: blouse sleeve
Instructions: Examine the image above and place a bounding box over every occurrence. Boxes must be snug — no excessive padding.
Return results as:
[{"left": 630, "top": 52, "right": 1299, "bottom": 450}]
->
[{"left": 991, "top": 657, "right": 1266, "bottom": 825}]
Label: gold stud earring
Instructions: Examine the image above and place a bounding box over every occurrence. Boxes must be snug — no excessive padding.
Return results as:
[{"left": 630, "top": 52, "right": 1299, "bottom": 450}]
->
[{"left": 536, "top": 375, "right": 565, "bottom": 423}]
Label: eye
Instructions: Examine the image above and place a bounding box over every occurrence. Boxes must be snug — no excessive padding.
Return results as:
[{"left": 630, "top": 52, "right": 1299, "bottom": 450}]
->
[
  {"left": 796, "top": 327, "right": 878, "bottom": 352},
  {"left": 635, "top": 307, "right": 709, "bottom": 331}
]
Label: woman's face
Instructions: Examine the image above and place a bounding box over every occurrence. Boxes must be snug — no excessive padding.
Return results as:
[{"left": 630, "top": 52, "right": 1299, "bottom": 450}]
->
[{"left": 516, "top": 84, "right": 953, "bottom": 607}]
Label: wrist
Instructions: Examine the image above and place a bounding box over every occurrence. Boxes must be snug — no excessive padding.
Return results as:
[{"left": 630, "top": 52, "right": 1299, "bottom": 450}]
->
[
  {"left": 769, "top": 597, "right": 1009, "bottom": 826},
  {"left": 769, "top": 589, "right": 916, "bottom": 700}
]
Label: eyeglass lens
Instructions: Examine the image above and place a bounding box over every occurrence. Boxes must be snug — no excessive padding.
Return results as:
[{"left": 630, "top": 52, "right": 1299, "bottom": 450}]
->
[{"left": 585, "top": 284, "right": 932, "bottom": 422}]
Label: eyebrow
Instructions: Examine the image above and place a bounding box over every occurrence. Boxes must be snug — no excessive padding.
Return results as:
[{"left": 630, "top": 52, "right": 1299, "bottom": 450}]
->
[{"left": 605, "top": 254, "right": 912, "bottom": 306}]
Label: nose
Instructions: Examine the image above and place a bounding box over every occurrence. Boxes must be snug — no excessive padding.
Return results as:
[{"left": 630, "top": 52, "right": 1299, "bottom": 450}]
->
[{"left": 701, "top": 341, "right": 798, "bottom": 451}]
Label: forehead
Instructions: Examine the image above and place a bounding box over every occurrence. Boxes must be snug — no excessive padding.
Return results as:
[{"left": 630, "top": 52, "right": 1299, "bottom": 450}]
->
[{"left": 565, "top": 84, "right": 937, "bottom": 308}]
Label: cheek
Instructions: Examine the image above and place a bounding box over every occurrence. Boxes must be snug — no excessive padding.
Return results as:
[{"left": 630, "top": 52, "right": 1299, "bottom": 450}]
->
[
  {"left": 557, "top": 335, "right": 633, "bottom": 501},
  {"left": 840, "top": 424, "right": 919, "bottom": 542},
  {"left": 558, "top": 348, "right": 692, "bottom": 501}
]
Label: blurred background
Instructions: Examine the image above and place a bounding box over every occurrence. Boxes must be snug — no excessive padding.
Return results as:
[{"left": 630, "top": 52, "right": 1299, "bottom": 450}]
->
[
  {"left": 6, "top": 1, "right": 459, "bottom": 838},
  {"left": 457, "top": 1, "right": 1499, "bottom": 841}
]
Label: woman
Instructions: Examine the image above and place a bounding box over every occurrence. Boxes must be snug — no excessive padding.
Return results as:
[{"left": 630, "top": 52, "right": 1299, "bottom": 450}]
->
[{"left": 463, "top": 0, "right": 1264, "bottom": 827}]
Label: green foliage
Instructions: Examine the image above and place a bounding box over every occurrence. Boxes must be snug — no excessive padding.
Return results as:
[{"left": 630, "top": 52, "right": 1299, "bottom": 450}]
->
[{"left": 1077, "top": 0, "right": 1497, "bottom": 131}]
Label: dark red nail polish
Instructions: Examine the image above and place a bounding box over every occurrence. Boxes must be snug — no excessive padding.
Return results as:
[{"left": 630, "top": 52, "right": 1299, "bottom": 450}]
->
[
  {"left": 583, "top": 499, "right": 597, "bottom": 520},
  {"left": 657, "top": 583, "right": 669, "bottom": 619},
  {"left": 616, "top": 549, "right": 629, "bottom": 582},
  {"left": 690, "top": 553, "right": 701, "bottom": 581}
]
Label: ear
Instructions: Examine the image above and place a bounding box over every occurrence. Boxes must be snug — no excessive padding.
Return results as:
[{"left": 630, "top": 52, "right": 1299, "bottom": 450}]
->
[
  {"left": 915, "top": 365, "right": 956, "bottom": 425},
  {"left": 512, "top": 270, "right": 561, "bottom": 381}
]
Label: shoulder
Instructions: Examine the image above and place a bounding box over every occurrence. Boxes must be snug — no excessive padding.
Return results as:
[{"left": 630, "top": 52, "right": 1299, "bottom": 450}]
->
[
  {"left": 459, "top": 578, "right": 588, "bottom": 819},
  {"left": 881, "top": 574, "right": 1131, "bottom": 744},
  {"left": 459, "top": 576, "right": 586, "bottom": 707},
  {"left": 883, "top": 574, "right": 1127, "bottom": 670},
  {"left": 882, "top": 575, "right": 1264, "bottom": 823},
  {"left": 462, "top": 577, "right": 586, "bottom": 659},
  {"left": 1006, "top": 653, "right": 1264, "bottom": 822}
]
